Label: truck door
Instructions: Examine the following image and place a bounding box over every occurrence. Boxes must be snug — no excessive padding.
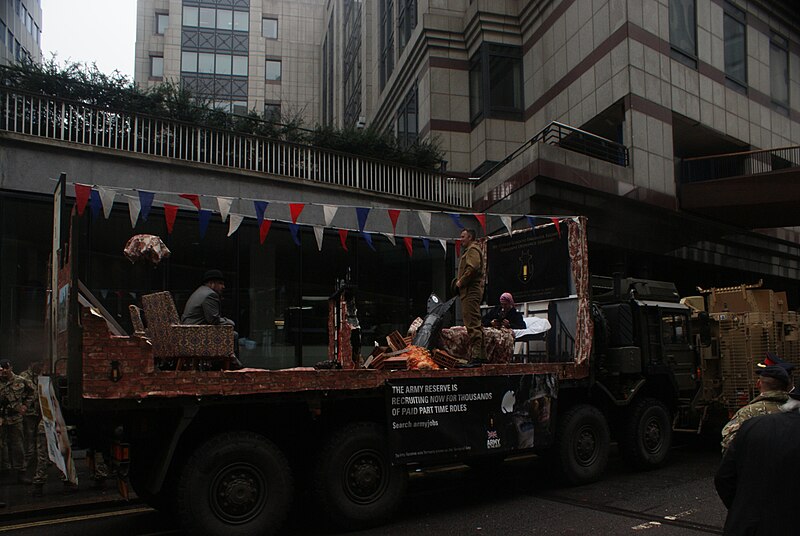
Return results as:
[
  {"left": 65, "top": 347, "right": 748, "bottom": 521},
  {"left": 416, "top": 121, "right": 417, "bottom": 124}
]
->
[{"left": 659, "top": 308, "right": 696, "bottom": 394}]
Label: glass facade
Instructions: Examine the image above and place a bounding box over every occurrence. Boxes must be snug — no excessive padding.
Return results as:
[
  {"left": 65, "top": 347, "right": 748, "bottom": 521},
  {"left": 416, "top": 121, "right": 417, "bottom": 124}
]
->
[
  {"left": 723, "top": 3, "right": 746, "bottom": 86},
  {"left": 0, "top": 193, "right": 452, "bottom": 371}
]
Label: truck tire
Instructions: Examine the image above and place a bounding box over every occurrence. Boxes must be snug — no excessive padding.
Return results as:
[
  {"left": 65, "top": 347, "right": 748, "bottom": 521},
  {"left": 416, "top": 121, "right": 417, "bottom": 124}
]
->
[
  {"left": 176, "top": 431, "right": 293, "bottom": 536},
  {"left": 555, "top": 404, "right": 610, "bottom": 485},
  {"left": 313, "top": 422, "right": 407, "bottom": 530},
  {"left": 620, "top": 398, "right": 672, "bottom": 470}
]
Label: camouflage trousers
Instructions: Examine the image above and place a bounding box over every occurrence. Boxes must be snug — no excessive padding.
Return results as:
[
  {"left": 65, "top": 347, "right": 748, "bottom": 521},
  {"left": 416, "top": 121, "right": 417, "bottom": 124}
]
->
[
  {"left": 32, "top": 420, "right": 48, "bottom": 485},
  {"left": 23, "top": 415, "right": 39, "bottom": 472},
  {"left": 0, "top": 421, "right": 25, "bottom": 472}
]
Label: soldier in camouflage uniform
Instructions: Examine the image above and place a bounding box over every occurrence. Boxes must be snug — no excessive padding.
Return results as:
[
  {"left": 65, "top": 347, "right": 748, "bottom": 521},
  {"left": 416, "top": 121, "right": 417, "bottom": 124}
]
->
[
  {"left": 19, "top": 361, "right": 42, "bottom": 474},
  {"left": 720, "top": 366, "right": 790, "bottom": 454},
  {"left": 0, "top": 359, "right": 35, "bottom": 483}
]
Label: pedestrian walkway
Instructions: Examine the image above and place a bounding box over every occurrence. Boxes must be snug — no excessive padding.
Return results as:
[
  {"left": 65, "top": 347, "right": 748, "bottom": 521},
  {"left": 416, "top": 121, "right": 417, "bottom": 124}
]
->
[{"left": 0, "top": 450, "right": 133, "bottom": 520}]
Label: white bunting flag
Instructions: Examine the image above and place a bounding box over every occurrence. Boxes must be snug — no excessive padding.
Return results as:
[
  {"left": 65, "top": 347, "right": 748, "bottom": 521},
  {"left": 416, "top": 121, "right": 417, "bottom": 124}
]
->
[
  {"left": 98, "top": 187, "right": 116, "bottom": 219},
  {"left": 227, "top": 214, "right": 244, "bottom": 236},
  {"left": 323, "top": 205, "right": 338, "bottom": 226},
  {"left": 128, "top": 196, "right": 141, "bottom": 228},
  {"left": 418, "top": 211, "right": 431, "bottom": 234},
  {"left": 501, "top": 215, "right": 513, "bottom": 236},
  {"left": 217, "top": 197, "right": 233, "bottom": 222},
  {"left": 438, "top": 239, "right": 447, "bottom": 252},
  {"left": 382, "top": 233, "right": 396, "bottom": 246},
  {"left": 313, "top": 226, "right": 324, "bottom": 251}
]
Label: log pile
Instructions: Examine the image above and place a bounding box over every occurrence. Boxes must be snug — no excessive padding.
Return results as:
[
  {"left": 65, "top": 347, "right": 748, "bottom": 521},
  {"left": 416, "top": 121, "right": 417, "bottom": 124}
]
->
[{"left": 363, "top": 330, "right": 462, "bottom": 370}]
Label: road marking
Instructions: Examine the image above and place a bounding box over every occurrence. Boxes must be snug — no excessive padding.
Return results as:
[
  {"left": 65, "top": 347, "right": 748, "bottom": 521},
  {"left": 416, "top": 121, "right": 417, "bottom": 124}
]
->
[
  {"left": 0, "top": 506, "right": 153, "bottom": 532},
  {"left": 664, "top": 508, "right": 696, "bottom": 521},
  {"left": 632, "top": 521, "right": 662, "bottom": 530}
]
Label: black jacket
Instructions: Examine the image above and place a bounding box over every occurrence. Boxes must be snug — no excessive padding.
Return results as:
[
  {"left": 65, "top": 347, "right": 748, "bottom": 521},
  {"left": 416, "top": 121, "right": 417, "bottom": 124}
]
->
[
  {"left": 481, "top": 305, "right": 525, "bottom": 329},
  {"left": 714, "top": 409, "right": 800, "bottom": 536}
]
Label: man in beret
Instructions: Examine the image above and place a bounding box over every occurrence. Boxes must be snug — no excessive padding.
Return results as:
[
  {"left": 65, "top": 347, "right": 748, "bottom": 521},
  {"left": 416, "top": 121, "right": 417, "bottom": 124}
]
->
[
  {"left": 715, "top": 384, "right": 800, "bottom": 535},
  {"left": 182, "top": 270, "right": 241, "bottom": 368},
  {"left": 720, "top": 366, "right": 790, "bottom": 454},
  {"left": 757, "top": 351, "right": 795, "bottom": 390}
]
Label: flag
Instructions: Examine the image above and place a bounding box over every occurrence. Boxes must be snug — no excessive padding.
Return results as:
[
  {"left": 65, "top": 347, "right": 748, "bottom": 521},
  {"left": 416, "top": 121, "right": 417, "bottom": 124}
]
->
[
  {"left": 388, "top": 209, "right": 401, "bottom": 233},
  {"left": 438, "top": 239, "right": 447, "bottom": 252},
  {"left": 501, "top": 215, "right": 513, "bottom": 236},
  {"left": 338, "top": 229, "right": 349, "bottom": 251},
  {"left": 259, "top": 219, "right": 272, "bottom": 244},
  {"left": 356, "top": 207, "right": 370, "bottom": 232},
  {"left": 198, "top": 209, "right": 212, "bottom": 239},
  {"left": 313, "top": 226, "right": 324, "bottom": 251},
  {"left": 289, "top": 203, "right": 305, "bottom": 224},
  {"left": 455, "top": 240, "right": 461, "bottom": 258},
  {"left": 448, "top": 213, "right": 463, "bottom": 229},
  {"left": 526, "top": 215, "right": 536, "bottom": 230},
  {"left": 74, "top": 183, "right": 91, "bottom": 216},
  {"left": 139, "top": 191, "right": 155, "bottom": 222},
  {"left": 164, "top": 204, "right": 178, "bottom": 234},
  {"left": 227, "top": 214, "right": 243, "bottom": 236},
  {"left": 418, "top": 211, "right": 431, "bottom": 234},
  {"left": 422, "top": 238, "right": 430, "bottom": 254},
  {"left": 217, "top": 197, "right": 233, "bottom": 222},
  {"left": 403, "top": 237, "right": 413, "bottom": 257},
  {"left": 474, "top": 213, "right": 486, "bottom": 234},
  {"left": 382, "top": 233, "right": 396, "bottom": 246},
  {"left": 179, "top": 193, "right": 201, "bottom": 210},
  {"left": 89, "top": 190, "right": 102, "bottom": 219},
  {"left": 551, "top": 217, "right": 562, "bottom": 237},
  {"left": 289, "top": 223, "right": 301, "bottom": 245},
  {"left": 361, "top": 231, "right": 376, "bottom": 251},
  {"left": 128, "top": 196, "right": 141, "bottom": 227},
  {"left": 323, "top": 205, "right": 338, "bottom": 226},
  {"left": 254, "top": 200, "right": 268, "bottom": 222},
  {"left": 98, "top": 187, "right": 116, "bottom": 219}
]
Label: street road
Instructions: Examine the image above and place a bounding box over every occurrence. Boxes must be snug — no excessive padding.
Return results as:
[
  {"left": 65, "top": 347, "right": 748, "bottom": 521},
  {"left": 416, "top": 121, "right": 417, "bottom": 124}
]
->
[{"left": 0, "top": 439, "right": 727, "bottom": 535}]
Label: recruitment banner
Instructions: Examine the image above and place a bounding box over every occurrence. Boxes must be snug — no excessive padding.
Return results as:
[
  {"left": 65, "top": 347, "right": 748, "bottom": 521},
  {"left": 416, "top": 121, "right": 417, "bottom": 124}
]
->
[
  {"left": 38, "top": 376, "right": 78, "bottom": 484},
  {"left": 387, "top": 374, "right": 557, "bottom": 464}
]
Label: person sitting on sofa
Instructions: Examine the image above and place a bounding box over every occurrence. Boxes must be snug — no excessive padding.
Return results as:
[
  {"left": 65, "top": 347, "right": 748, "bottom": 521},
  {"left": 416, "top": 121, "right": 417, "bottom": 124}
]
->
[{"left": 482, "top": 292, "right": 525, "bottom": 330}]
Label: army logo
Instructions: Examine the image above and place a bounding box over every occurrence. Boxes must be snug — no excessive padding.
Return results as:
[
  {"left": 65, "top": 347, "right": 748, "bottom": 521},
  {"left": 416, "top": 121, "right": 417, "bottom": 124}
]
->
[{"left": 518, "top": 251, "right": 533, "bottom": 283}]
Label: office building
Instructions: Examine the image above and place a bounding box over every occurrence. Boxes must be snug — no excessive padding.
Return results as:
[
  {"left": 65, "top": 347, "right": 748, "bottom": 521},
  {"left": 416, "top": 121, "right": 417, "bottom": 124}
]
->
[{"left": 0, "top": 0, "right": 42, "bottom": 66}]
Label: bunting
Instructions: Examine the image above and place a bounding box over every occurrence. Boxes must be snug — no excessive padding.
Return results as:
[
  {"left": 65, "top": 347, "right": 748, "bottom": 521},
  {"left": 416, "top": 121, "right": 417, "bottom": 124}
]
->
[
  {"left": 418, "top": 211, "right": 431, "bottom": 234},
  {"left": 98, "top": 187, "right": 116, "bottom": 219},
  {"left": 323, "top": 205, "right": 338, "bottom": 226},
  {"left": 455, "top": 240, "right": 461, "bottom": 258},
  {"left": 448, "top": 213, "right": 463, "bottom": 229},
  {"left": 313, "top": 226, "right": 324, "bottom": 251},
  {"left": 551, "top": 217, "right": 562, "bottom": 237},
  {"left": 403, "top": 237, "right": 413, "bottom": 258},
  {"left": 501, "top": 215, "right": 513, "bottom": 236},
  {"left": 338, "top": 229, "right": 349, "bottom": 251},
  {"left": 382, "top": 233, "right": 396, "bottom": 246},
  {"left": 289, "top": 203, "right": 305, "bottom": 224},
  {"left": 259, "top": 219, "right": 272, "bottom": 244},
  {"left": 438, "top": 239, "right": 447, "bottom": 252},
  {"left": 227, "top": 214, "right": 243, "bottom": 236},
  {"left": 164, "top": 204, "right": 178, "bottom": 234},
  {"left": 474, "top": 213, "right": 486, "bottom": 234},
  {"left": 217, "top": 197, "right": 233, "bottom": 222},
  {"left": 89, "top": 190, "right": 102, "bottom": 219},
  {"left": 356, "top": 207, "right": 370, "bottom": 232},
  {"left": 361, "top": 231, "right": 376, "bottom": 251},
  {"left": 289, "top": 223, "right": 301, "bottom": 245},
  {"left": 74, "top": 183, "right": 91, "bottom": 216},
  {"left": 179, "top": 194, "right": 201, "bottom": 210},
  {"left": 139, "top": 191, "right": 155, "bottom": 222},
  {"left": 254, "top": 200, "right": 268, "bottom": 222},
  {"left": 422, "top": 238, "right": 430, "bottom": 254},
  {"left": 198, "top": 209, "right": 212, "bottom": 239},
  {"left": 388, "top": 209, "right": 401, "bottom": 234},
  {"left": 128, "top": 196, "right": 141, "bottom": 228}
]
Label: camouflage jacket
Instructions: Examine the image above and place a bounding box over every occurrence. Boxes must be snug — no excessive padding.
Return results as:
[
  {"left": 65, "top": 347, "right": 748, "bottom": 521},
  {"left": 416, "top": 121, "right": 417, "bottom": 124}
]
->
[
  {"left": 720, "top": 390, "right": 789, "bottom": 452},
  {"left": 18, "top": 369, "right": 40, "bottom": 418},
  {"left": 0, "top": 374, "right": 35, "bottom": 425}
]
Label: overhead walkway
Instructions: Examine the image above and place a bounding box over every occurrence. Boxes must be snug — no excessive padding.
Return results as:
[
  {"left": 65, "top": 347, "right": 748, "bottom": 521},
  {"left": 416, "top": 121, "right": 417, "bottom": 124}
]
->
[{"left": 680, "top": 146, "right": 800, "bottom": 228}]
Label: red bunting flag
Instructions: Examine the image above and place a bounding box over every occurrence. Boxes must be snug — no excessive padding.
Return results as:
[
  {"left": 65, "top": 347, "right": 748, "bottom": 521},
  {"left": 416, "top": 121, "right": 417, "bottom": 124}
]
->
[
  {"left": 259, "top": 219, "right": 272, "bottom": 244},
  {"left": 551, "top": 217, "right": 561, "bottom": 237},
  {"left": 179, "top": 193, "right": 201, "bottom": 210},
  {"left": 164, "top": 204, "right": 178, "bottom": 234},
  {"left": 474, "top": 213, "right": 486, "bottom": 234},
  {"left": 455, "top": 240, "right": 461, "bottom": 258},
  {"left": 403, "top": 237, "right": 413, "bottom": 258},
  {"left": 289, "top": 203, "right": 305, "bottom": 224},
  {"left": 338, "top": 229, "right": 349, "bottom": 251},
  {"left": 74, "top": 183, "right": 92, "bottom": 216},
  {"left": 388, "top": 209, "right": 401, "bottom": 233}
]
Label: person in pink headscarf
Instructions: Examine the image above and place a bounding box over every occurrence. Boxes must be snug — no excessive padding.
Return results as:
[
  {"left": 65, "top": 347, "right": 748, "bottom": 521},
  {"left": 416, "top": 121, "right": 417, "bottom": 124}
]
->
[{"left": 482, "top": 292, "right": 525, "bottom": 329}]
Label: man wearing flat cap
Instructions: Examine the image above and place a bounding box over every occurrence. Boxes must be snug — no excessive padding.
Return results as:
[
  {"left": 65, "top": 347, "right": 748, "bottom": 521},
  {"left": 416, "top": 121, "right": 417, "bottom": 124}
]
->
[
  {"left": 719, "top": 365, "right": 790, "bottom": 454},
  {"left": 182, "top": 270, "right": 241, "bottom": 367},
  {"left": 715, "top": 383, "right": 800, "bottom": 535}
]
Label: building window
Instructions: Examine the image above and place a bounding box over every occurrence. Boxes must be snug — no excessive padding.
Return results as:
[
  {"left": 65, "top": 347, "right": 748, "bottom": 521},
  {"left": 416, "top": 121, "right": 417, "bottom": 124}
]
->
[
  {"left": 262, "top": 17, "right": 278, "bottom": 39},
  {"left": 183, "top": 6, "right": 198, "bottom": 27},
  {"left": 232, "top": 101, "right": 248, "bottom": 115},
  {"left": 181, "top": 51, "right": 198, "bottom": 72},
  {"left": 343, "top": 0, "right": 362, "bottom": 127},
  {"left": 397, "top": 0, "right": 416, "bottom": 54},
  {"left": 669, "top": 0, "right": 697, "bottom": 66},
  {"left": 266, "top": 59, "right": 281, "bottom": 81},
  {"left": 232, "top": 56, "right": 248, "bottom": 76},
  {"left": 379, "top": 0, "right": 394, "bottom": 90},
  {"left": 156, "top": 13, "right": 168, "bottom": 35},
  {"left": 469, "top": 44, "right": 523, "bottom": 124},
  {"left": 770, "top": 32, "right": 789, "bottom": 108},
  {"left": 216, "top": 9, "right": 232, "bottom": 30},
  {"left": 723, "top": 3, "right": 746, "bottom": 87},
  {"left": 199, "top": 7, "right": 215, "bottom": 28},
  {"left": 397, "top": 85, "right": 418, "bottom": 148},
  {"left": 150, "top": 56, "right": 164, "bottom": 78},
  {"left": 198, "top": 52, "right": 215, "bottom": 74},
  {"left": 233, "top": 11, "right": 248, "bottom": 32},
  {"left": 264, "top": 103, "right": 281, "bottom": 121},
  {"left": 215, "top": 53, "right": 232, "bottom": 75}
]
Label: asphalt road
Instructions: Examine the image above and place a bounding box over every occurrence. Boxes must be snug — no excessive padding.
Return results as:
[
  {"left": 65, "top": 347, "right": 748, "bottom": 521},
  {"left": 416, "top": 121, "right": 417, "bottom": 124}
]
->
[{"left": 0, "top": 439, "right": 727, "bottom": 535}]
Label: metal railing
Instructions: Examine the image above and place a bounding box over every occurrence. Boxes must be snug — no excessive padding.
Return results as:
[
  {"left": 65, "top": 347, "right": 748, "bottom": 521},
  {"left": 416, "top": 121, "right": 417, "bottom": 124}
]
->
[
  {"left": 0, "top": 88, "right": 473, "bottom": 208},
  {"left": 478, "top": 121, "right": 629, "bottom": 184},
  {"left": 682, "top": 145, "right": 800, "bottom": 182}
]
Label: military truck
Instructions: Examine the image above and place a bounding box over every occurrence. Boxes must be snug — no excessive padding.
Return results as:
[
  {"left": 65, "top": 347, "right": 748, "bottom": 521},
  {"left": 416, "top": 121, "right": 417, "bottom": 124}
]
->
[{"left": 49, "top": 177, "right": 793, "bottom": 535}]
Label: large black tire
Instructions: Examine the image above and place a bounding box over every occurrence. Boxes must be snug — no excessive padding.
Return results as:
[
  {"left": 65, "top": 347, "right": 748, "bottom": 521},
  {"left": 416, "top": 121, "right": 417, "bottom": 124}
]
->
[
  {"left": 176, "top": 431, "right": 293, "bottom": 536},
  {"left": 555, "top": 404, "right": 610, "bottom": 485},
  {"left": 620, "top": 398, "right": 672, "bottom": 470},
  {"left": 313, "top": 422, "right": 407, "bottom": 530}
]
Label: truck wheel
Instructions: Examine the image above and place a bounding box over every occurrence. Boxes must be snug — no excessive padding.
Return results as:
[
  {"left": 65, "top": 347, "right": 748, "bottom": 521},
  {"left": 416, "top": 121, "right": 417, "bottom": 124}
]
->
[
  {"left": 176, "top": 431, "right": 293, "bottom": 536},
  {"left": 556, "top": 404, "right": 610, "bottom": 485},
  {"left": 313, "top": 422, "right": 407, "bottom": 530},
  {"left": 621, "top": 398, "right": 672, "bottom": 470}
]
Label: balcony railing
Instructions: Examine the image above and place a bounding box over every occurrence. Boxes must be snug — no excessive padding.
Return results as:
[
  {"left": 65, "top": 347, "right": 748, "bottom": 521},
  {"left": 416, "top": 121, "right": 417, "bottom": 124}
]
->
[
  {"left": 0, "top": 88, "right": 473, "bottom": 208},
  {"left": 682, "top": 146, "right": 800, "bottom": 182},
  {"left": 478, "top": 121, "right": 629, "bottom": 184}
]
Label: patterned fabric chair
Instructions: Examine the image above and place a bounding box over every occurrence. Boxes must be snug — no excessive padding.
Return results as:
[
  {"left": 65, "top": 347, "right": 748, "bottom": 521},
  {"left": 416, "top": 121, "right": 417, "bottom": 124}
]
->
[
  {"left": 128, "top": 305, "right": 146, "bottom": 336},
  {"left": 438, "top": 326, "right": 514, "bottom": 364},
  {"left": 140, "top": 291, "right": 234, "bottom": 370}
]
